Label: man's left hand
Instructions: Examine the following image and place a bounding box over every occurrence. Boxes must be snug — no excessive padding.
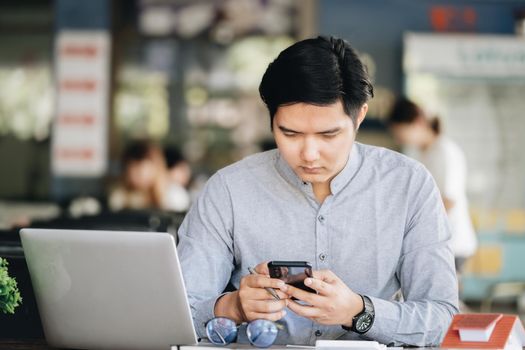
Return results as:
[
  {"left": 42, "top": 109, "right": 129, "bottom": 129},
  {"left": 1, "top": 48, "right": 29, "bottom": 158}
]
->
[{"left": 284, "top": 269, "right": 364, "bottom": 327}]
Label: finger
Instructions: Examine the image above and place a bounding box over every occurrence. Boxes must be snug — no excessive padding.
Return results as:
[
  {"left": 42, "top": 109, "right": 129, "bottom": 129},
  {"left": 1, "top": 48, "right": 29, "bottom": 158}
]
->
[
  {"left": 312, "top": 269, "right": 338, "bottom": 284},
  {"left": 287, "top": 299, "right": 320, "bottom": 318},
  {"left": 285, "top": 284, "right": 320, "bottom": 305},
  {"left": 304, "top": 277, "right": 332, "bottom": 296},
  {"left": 244, "top": 310, "right": 287, "bottom": 322},
  {"left": 267, "top": 289, "right": 289, "bottom": 300},
  {"left": 239, "top": 287, "right": 289, "bottom": 301},
  {"left": 255, "top": 261, "right": 270, "bottom": 276},
  {"left": 275, "top": 290, "right": 289, "bottom": 299},
  {"left": 245, "top": 299, "right": 289, "bottom": 314},
  {"left": 246, "top": 274, "right": 286, "bottom": 290}
]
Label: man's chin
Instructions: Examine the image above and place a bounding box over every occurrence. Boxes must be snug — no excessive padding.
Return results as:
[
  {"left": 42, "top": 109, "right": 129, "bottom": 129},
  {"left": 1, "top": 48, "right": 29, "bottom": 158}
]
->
[{"left": 298, "top": 173, "right": 330, "bottom": 184}]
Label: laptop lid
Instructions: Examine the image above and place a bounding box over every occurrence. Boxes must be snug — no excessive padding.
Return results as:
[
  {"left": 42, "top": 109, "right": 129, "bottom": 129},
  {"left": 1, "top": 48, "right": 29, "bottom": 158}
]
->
[{"left": 20, "top": 228, "right": 198, "bottom": 350}]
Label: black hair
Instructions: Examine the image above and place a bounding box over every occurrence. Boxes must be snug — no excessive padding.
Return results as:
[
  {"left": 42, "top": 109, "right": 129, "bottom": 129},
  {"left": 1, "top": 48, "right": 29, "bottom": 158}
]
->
[
  {"left": 388, "top": 97, "right": 441, "bottom": 135},
  {"left": 259, "top": 36, "right": 374, "bottom": 129},
  {"left": 164, "top": 146, "right": 186, "bottom": 169},
  {"left": 122, "top": 140, "right": 153, "bottom": 165}
]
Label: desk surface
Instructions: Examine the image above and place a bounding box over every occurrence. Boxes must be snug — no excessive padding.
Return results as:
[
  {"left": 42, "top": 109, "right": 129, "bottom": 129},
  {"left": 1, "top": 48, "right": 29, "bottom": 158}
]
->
[
  {"left": 0, "top": 340, "right": 292, "bottom": 350},
  {"left": 0, "top": 339, "right": 53, "bottom": 349},
  {"left": 0, "top": 340, "right": 469, "bottom": 350}
]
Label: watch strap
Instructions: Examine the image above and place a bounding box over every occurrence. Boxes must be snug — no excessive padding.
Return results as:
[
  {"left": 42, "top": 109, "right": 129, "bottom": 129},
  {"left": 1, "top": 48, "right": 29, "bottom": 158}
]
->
[{"left": 341, "top": 294, "right": 374, "bottom": 333}]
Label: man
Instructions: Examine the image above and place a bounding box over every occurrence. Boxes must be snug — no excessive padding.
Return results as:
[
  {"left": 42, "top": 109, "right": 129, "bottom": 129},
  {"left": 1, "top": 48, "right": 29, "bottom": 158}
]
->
[{"left": 177, "top": 36, "right": 458, "bottom": 347}]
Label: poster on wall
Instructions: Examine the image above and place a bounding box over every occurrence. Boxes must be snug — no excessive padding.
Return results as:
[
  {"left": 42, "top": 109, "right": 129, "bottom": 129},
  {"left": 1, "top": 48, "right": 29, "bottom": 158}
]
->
[
  {"left": 51, "top": 30, "right": 110, "bottom": 177},
  {"left": 404, "top": 32, "right": 525, "bottom": 77}
]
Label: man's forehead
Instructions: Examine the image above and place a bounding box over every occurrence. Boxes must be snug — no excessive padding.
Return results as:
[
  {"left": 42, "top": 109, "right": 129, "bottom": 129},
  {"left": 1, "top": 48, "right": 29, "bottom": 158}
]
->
[
  {"left": 274, "top": 102, "right": 351, "bottom": 131},
  {"left": 277, "top": 100, "right": 345, "bottom": 112}
]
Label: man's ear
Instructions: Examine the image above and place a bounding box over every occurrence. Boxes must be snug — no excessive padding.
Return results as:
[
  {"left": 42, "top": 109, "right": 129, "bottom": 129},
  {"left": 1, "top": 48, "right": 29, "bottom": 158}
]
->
[{"left": 355, "top": 103, "right": 368, "bottom": 130}]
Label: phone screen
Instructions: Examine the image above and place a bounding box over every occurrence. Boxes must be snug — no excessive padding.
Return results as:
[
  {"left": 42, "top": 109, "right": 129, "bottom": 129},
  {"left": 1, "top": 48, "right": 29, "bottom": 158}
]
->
[{"left": 268, "top": 262, "right": 315, "bottom": 294}]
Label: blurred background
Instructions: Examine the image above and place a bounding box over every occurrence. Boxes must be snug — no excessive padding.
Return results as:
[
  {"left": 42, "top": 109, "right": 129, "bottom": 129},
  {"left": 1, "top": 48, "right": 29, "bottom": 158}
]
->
[{"left": 1, "top": 0, "right": 525, "bottom": 338}]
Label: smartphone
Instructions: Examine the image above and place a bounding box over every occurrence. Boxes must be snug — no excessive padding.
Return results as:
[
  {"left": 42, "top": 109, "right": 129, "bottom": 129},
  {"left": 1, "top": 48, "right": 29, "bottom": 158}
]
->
[{"left": 267, "top": 261, "right": 316, "bottom": 294}]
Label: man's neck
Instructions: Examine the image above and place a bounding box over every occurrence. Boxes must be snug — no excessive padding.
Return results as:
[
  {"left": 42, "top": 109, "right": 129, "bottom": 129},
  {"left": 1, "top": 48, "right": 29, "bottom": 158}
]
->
[{"left": 312, "top": 182, "right": 332, "bottom": 204}]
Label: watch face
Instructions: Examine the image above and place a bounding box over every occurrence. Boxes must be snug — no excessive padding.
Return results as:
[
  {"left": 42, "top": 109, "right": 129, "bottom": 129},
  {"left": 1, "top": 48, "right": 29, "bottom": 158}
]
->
[{"left": 355, "top": 313, "right": 373, "bottom": 332}]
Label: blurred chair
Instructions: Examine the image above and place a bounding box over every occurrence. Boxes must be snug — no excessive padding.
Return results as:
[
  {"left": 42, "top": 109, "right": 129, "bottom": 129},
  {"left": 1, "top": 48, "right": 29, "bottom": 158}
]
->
[{"left": 481, "top": 281, "right": 525, "bottom": 314}]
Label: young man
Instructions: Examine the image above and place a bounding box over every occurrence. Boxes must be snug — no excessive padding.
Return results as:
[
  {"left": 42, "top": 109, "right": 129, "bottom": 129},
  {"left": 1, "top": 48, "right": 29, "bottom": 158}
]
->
[{"left": 177, "top": 36, "right": 458, "bottom": 347}]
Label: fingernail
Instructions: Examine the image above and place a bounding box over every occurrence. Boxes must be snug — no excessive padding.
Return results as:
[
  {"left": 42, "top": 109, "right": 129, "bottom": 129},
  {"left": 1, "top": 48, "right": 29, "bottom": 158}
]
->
[
  {"left": 280, "top": 284, "right": 288, "bottom": 292},
  {"left": 276, "top": 281, "right": 285, "bottom": 288},
  {"left": 305, "top": 278, "right": 312, "bottom": 286},
  {"left": 282, "top": 310, "right": 287, "bottom": 317}
]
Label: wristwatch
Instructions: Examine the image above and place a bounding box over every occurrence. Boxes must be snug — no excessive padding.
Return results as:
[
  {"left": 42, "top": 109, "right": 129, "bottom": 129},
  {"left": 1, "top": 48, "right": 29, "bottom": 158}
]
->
[{"left": 342, "top": 295, "right": 375, "bottom": 334}]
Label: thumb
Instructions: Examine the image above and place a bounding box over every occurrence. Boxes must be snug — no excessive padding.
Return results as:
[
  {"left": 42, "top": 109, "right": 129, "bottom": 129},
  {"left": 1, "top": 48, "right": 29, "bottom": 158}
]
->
[
  {"left": 255, "top": 261, "right": 270, "bottom": 276},
  {"left": 312, "top": 269, "right": 338, "bottom": 284}
]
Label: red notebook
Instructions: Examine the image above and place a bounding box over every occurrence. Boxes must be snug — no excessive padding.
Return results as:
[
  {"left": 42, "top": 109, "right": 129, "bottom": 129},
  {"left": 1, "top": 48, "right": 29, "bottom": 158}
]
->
[
  {"left": 441, "top": 314, "right": 517, "bottom": 349},
  {"left": 453, "top": 313, "right": 503, "bottom": 330}
]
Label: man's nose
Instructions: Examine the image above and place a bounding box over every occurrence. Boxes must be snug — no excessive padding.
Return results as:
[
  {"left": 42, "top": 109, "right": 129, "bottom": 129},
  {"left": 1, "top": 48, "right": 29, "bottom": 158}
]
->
[{"left": 301, "top": 138, "right": 320, "bottom": 162}]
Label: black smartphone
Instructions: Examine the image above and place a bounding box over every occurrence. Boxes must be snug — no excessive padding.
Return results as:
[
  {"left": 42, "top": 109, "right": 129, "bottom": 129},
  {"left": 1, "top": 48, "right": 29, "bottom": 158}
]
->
[{"left": 267, "top": 261, "right": 316, "bottom": 294}]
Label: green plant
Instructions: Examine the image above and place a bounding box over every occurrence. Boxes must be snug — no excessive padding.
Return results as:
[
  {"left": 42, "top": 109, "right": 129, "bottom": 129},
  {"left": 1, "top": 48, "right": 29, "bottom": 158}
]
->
[{"left": 0, "top": 257, "right": 22, "bottom": 314}]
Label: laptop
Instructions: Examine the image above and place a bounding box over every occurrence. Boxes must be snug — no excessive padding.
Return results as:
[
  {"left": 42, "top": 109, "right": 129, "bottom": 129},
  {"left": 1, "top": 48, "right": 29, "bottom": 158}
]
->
[{"left": 20, "top": 228, "right": 198, "bottom": 350}]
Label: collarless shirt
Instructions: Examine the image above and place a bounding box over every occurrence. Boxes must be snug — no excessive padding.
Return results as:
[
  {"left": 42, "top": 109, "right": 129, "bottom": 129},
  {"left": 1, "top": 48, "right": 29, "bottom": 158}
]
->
[{"left": 177, "top": 142, "right": 459, "bottom": 347}]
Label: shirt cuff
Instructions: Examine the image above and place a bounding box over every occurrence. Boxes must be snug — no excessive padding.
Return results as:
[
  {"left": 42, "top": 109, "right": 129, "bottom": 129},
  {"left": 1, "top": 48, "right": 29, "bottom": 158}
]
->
[
  {"left": 191, "top": 292, "right": 230, "bottom": 339},
  {"left": 360, "top": 296, "right": 401, "bottom": 346}
]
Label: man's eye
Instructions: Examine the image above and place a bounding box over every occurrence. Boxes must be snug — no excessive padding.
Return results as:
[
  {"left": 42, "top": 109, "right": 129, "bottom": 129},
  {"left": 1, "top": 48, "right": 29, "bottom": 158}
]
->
[
  {"left": 283, "top": 132, "right": 297, "bottom": 137},
  {"left": 323, "top": 133, "right": 338, "bottom": 138}
]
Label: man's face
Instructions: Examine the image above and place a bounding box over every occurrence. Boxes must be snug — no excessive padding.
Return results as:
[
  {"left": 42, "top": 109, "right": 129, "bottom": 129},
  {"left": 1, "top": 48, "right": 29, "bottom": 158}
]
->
[{"left": 273, "top": 100, "right": 366, "bottom": 185}]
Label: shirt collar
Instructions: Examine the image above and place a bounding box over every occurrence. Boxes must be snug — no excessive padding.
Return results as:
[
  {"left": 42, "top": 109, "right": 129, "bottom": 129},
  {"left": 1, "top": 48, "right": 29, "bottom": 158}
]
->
[
  {"left": 329, "top": 142, "right": 362, "bottom": 195},
  {"left": 275, "top": 142, "right": 363, "bottom": 196}
]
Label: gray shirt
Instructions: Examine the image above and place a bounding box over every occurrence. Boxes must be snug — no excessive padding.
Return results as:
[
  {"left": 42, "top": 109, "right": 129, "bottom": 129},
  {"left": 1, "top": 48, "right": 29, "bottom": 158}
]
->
[{"left": 177, "top": 142, "right": 459, "bottom": 347}]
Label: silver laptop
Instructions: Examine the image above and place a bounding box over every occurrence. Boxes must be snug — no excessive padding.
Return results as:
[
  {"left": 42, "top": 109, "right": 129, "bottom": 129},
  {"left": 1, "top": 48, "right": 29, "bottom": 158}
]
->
[{"left": 20, "top": 228, "right": 198, "bottom": 350}]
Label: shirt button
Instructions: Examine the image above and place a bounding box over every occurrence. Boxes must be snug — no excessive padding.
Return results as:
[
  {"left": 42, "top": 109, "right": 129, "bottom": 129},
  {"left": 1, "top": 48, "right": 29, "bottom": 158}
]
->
[
  {"left": 315, "top": 330, "right": 322, "bottom": 337},
  {"left": 318, "top": 215, "right": 325, "bottom": 223},
  {"left": 319, "top": 253, "right": 327, "bottom": 261}
]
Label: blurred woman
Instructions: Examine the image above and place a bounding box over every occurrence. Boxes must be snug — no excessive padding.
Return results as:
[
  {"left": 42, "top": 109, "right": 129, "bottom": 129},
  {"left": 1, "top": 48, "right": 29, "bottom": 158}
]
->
[
  {"left": 388, "top": 97, "right": 477, "bottom": 272},
  {"left": 164, "top": 146, "right": 191, "bottom": 212},
  {"left": 109, "top": 141, "right": 189, "bottom": 212}
]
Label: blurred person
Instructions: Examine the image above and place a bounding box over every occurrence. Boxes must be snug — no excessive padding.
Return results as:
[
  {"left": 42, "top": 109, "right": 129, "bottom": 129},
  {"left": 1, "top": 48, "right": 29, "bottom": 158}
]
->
[
  {"left": 178, "top": 36, "right": 458, "bottom": 346},
  {"left": 165, "top": 146, "right": 192, "bottom": 188},
  {"left": 164, "top": 146, "right": 191, "bottom": 212},
  {"left": 387, "top": 97, "right": 478, "bottom": 272},
  {"left": 109, "top": 141, "right": 188, "bottom": 212}
]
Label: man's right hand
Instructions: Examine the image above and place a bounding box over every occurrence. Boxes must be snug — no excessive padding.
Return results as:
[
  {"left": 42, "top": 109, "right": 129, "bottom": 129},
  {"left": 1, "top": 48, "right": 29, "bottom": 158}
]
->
[{"left": 214, "top": 262, "right": 289, "bottom": 324}]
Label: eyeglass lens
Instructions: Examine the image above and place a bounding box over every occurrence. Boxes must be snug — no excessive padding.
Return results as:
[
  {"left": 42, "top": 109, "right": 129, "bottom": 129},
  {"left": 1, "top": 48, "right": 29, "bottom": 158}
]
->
[
  {"left": 206, "top": 318, "right": 278, "bottom": 348},
  {"left": 206, "top": 317, "right": 238, "bottom": 345},
  {"left": 246, "top": 319, "right": 278, "bottom": 348}
]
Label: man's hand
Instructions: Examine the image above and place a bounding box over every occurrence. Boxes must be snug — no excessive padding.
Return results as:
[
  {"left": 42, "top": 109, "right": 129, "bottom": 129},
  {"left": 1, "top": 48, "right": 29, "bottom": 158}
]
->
[
  {"left": 284, "top": 269, "right": 363, "bottom": 327},
  {"left": 214, "top": 262, "right": 290, "bottom": 324}
]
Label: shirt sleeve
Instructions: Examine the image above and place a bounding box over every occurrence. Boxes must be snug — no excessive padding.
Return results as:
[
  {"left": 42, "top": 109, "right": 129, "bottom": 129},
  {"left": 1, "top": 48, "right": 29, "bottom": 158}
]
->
[
  {"left": 363, "top": 165, "right": 459, "bottom": 346},
  {"left": 177, "top": 172, "right": 235, "bottom": 338}
]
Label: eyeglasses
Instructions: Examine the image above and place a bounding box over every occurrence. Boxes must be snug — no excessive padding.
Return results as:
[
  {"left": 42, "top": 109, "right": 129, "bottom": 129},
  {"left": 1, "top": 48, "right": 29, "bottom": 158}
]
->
[{"left": 205, "top": 317, "right": 279, "bottom": 348}]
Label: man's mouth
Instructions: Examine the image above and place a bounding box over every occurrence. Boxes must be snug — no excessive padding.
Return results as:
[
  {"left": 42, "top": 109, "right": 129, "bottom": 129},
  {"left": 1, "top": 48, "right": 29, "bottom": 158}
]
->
[{"left": 301, "top": 166, "right": 322, "bottom": 174}]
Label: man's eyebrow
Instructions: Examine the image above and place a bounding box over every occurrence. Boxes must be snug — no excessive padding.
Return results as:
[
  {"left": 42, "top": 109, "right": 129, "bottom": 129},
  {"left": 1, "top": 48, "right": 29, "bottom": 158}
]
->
[
  {"left": 316, "top": 127, "right": 341, "bottom": 134},
  {"left": 277, "top": 125, "right": 342, "bottom": 134},
  {"left": 278, "top": 126, "right": 302, "bottom": 134}
]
